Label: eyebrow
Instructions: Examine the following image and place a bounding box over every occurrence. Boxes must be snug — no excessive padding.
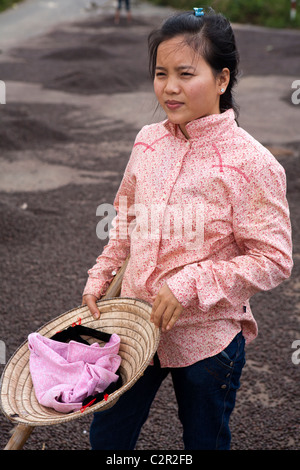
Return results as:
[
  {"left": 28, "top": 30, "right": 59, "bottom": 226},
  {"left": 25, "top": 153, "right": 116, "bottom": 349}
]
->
[{"left": 155, "top": 65, "right": 196, "bottom": 71}]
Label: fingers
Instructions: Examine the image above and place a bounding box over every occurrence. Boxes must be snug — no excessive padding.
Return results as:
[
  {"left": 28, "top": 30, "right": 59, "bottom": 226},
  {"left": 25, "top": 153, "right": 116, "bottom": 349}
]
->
[
  {"left": 162, "top": 305, "right": 183, "bottom": 332},
  {"left": 82, "top": 294, "right": 101, "bottom": 320},
  {"left": 151, "top": 285, "right": 183, "bottom": 332},
  {"left": 151, "top": 302, "right": 181, "bottom": 332}
]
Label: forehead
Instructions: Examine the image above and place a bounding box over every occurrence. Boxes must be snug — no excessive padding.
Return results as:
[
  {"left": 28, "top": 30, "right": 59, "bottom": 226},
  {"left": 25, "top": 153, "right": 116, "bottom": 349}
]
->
[{"left": 156, "top": 36, "right": 200, "bottom": 65}]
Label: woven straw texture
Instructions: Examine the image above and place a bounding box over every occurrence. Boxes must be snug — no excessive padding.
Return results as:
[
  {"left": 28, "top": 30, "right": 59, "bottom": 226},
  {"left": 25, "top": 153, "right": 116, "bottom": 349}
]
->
[{"left": 0, "top": 297, "right": 160, "bottom": 427}]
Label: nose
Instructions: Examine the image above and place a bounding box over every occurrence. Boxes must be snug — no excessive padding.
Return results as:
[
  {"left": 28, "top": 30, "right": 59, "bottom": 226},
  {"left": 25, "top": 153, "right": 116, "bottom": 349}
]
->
[{"left": 164, "top": 76, "right": 180, "bottom": 95}]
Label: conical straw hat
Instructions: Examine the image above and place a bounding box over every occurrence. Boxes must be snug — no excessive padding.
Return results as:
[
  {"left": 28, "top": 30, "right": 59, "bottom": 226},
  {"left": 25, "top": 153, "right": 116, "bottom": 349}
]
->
[{"left": 0, "top": 297, "right": 160, "bottom": 427}]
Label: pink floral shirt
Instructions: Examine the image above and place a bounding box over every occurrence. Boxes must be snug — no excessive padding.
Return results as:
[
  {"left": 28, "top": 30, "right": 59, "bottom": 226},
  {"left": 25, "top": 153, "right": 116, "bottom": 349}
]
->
[{"left": 83, "top": 110, "right": 293, "bottom": 367}]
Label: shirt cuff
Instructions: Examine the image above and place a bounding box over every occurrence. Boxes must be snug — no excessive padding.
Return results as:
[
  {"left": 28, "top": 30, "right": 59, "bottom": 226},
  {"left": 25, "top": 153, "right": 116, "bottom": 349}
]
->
[
  {"left": 82, "top": 278, "right": 112, "bottom": 299},
  {"left": 166, "top": 268, "right": 197, "bottom": 309}
]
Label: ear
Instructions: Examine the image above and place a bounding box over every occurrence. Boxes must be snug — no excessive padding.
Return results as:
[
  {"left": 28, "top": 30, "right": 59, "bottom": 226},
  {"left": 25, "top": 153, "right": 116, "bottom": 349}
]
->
[{"left": 217, "top": 68, "right": 230, "bottom": 94}]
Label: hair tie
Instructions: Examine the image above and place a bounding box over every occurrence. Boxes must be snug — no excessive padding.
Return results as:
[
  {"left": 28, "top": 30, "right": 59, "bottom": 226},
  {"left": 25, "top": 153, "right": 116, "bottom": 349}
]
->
[{"left": 193, "top": 7, "right": 204, "bottom": 17}]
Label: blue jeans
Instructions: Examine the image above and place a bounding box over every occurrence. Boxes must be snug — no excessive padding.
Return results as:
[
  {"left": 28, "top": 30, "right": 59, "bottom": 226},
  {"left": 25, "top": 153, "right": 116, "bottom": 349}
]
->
[{"left": 90, "top": 331, "right": 245, "bottom": 450}]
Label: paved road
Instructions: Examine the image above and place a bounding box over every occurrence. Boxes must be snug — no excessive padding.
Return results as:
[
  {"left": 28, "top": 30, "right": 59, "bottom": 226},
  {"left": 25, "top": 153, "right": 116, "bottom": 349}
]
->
[{"left": 0, "top": 0, "right": 107, "bottom": 49}]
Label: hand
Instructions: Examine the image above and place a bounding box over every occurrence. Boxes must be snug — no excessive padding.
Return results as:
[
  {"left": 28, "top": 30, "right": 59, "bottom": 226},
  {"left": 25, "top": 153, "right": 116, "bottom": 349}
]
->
[
  {"left": 82, "top": 294, "right": 101, "bottom": 320},
  {"left": 151, "top": 284, "right": 183, "bottom": 332}
]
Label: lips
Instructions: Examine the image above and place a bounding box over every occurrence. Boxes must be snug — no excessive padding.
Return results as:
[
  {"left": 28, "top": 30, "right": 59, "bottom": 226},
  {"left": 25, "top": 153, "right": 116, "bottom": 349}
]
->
[{"left": 165, "top": 100, "right": 184, "bottom": 110}]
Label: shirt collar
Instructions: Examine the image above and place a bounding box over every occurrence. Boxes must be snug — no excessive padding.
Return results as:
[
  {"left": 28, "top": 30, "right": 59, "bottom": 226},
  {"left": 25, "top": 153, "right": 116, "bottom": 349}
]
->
[{"left": 163, "top": 109, "right": 237, "bottom": 141}]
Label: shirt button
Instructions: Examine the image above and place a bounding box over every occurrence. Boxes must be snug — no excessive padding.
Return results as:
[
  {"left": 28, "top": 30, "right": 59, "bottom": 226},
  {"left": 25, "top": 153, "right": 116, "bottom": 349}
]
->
[{"left": 111, "top": 270, "right": 117, "bottom": 276}]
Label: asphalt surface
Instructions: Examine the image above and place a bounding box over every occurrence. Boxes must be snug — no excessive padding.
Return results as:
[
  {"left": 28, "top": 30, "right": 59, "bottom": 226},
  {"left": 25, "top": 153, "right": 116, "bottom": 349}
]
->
[{"left": 0, "top": 0, "right": 299, "bottom": 451}]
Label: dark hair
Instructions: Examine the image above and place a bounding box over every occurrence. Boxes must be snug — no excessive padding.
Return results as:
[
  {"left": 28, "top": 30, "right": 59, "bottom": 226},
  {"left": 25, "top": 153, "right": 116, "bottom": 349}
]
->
[{"left": 148, "top": 9, "right": 240, "bottom": 119}]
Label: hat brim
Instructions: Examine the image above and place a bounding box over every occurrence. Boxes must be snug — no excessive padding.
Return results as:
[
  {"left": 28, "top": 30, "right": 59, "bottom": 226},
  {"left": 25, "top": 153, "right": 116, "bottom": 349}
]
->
[{"left": 0, "top": 297, "right": 160, "bottom": 427}]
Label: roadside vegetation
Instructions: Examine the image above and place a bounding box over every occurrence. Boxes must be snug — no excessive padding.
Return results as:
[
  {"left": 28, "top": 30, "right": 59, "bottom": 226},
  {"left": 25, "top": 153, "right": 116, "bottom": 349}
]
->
[
  {"left": 0, "top": 0, "right": 23, "bottom": 13},
  {"left": 147, "top": 0, "right": 300, "bottom": 29}
]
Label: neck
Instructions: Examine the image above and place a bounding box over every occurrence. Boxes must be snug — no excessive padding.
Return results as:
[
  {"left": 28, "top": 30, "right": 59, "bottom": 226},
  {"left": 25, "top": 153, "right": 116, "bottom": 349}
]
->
[{"left": 179, "top": 124, "right": 190, "bottom": 139}]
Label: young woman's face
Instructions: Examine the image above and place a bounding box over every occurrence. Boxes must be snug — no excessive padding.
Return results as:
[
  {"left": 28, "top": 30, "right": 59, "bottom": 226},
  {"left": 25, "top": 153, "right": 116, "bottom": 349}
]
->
[{"left": 154, "top": 36, "right": 226, "bottom": 137}]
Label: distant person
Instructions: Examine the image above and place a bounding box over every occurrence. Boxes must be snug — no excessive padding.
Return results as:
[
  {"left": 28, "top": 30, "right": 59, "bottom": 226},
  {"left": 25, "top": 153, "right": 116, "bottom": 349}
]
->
[
  {"left": 114, "top": 0, "right": 132, "bottom": 24},
  {"left": 82, "top": 9, "right": 293, "bottom": 450}
]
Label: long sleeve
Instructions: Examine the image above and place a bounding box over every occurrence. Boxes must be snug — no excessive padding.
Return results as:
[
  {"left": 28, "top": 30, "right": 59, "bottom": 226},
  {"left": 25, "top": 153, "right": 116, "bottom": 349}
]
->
[{"left": 167, "top": 161, "right": 293, "bottom": 312}]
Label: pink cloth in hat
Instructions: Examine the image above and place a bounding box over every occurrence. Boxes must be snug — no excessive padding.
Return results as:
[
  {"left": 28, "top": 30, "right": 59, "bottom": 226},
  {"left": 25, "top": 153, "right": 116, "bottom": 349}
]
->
[{"left": 28, "top": 332, "right": 121, "bottom": 413}]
